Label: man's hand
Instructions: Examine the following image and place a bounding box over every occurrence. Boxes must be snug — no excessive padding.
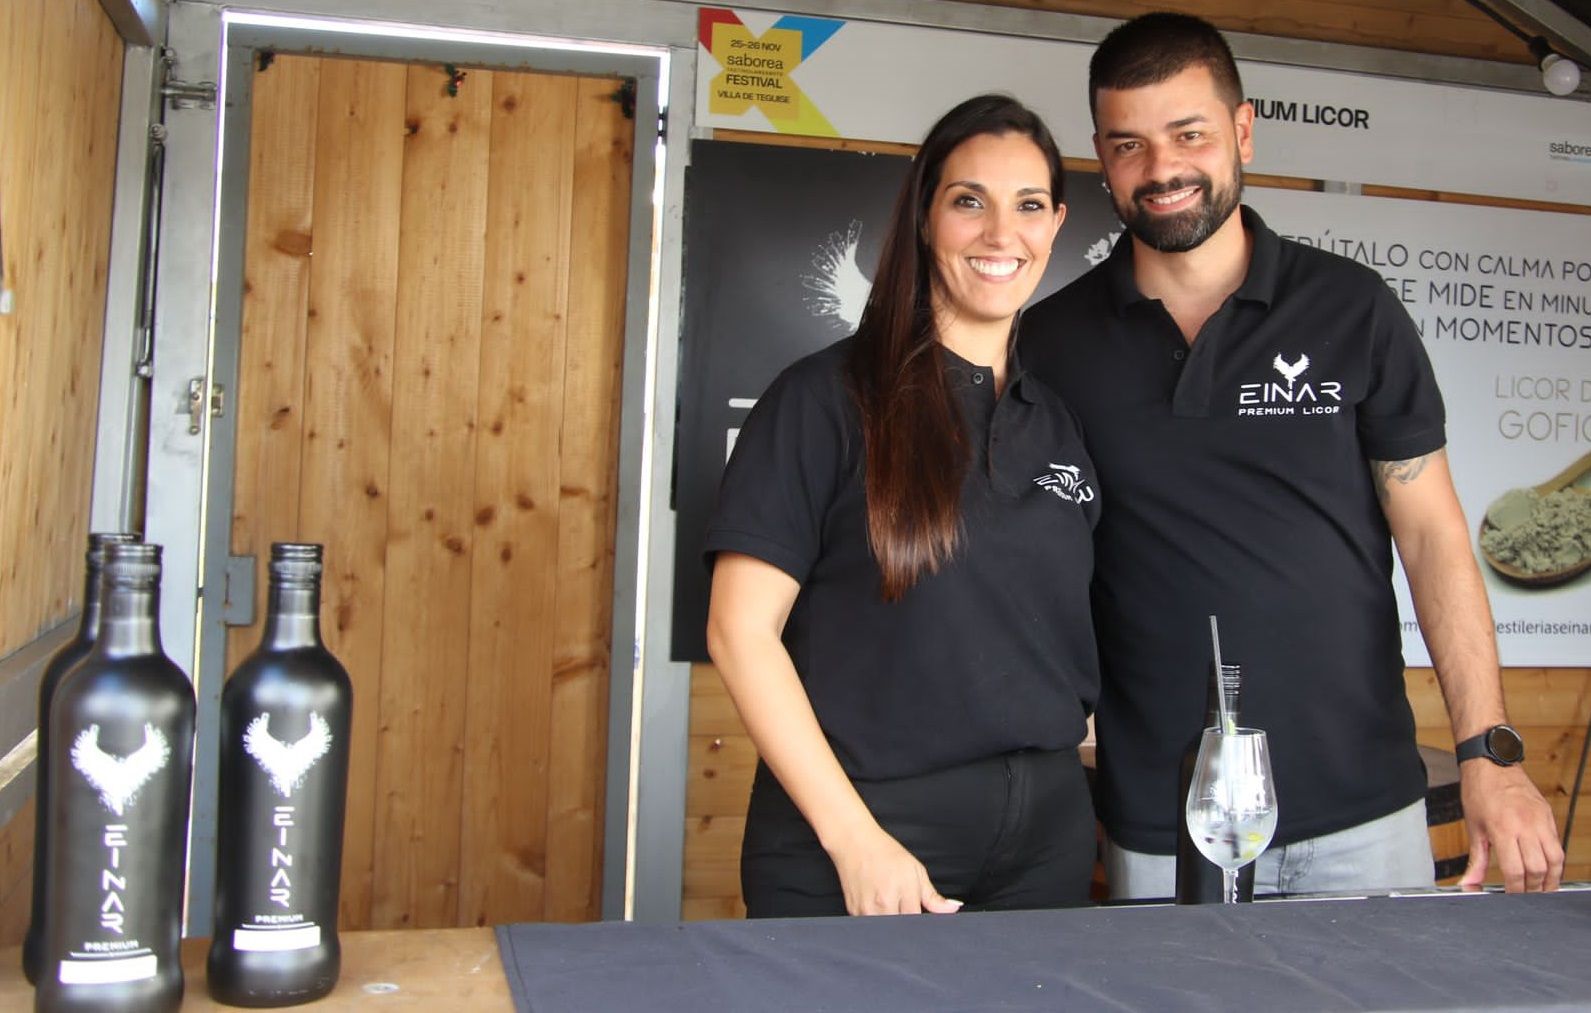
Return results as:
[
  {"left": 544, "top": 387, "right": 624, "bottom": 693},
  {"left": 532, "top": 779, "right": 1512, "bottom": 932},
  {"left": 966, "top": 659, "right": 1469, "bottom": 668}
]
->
[
  {"left": 1458, "top": 760, "right": 1563, "bottom": 892},
  {"left": 826, "top": 823, "right": 963, "bottom": 916}
]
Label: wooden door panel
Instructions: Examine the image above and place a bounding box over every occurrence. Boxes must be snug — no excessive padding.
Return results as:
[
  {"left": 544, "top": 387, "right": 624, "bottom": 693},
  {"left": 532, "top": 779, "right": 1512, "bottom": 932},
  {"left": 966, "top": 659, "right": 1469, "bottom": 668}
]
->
[
  {"left": 369, "top": 61, "right": 494, "bottom": 931},
  {"left": 229, "top": 53, "right": 318, "bottom": 671},
  {"left": 299, "top": 55, "right": 408, "bottom": 932},
  {"left": 544, "top": 76, "right": 633, "bottom": 922},
  {"left": 229, "top": 53, "right": 627, "bottom": 929},
  {"left": 232, "top": 53, "right": 630, "bottom": 922},
  {"left": 458, "top": 71, "right": 579, "bottom": 929}
]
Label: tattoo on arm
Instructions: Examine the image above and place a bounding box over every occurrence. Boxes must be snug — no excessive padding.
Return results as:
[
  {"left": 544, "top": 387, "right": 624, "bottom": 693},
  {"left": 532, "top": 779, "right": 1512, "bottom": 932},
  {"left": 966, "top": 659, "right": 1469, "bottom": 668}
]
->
[{"left": 1371, "top": 452, "right": 1435, "bottom": 504}]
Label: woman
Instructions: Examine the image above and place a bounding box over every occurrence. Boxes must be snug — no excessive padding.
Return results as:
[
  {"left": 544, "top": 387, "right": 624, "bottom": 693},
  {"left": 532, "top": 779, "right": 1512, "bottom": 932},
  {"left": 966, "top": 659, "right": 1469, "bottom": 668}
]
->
[{"left": 705, "top": 95, "right": 1100, "bottom": 918}]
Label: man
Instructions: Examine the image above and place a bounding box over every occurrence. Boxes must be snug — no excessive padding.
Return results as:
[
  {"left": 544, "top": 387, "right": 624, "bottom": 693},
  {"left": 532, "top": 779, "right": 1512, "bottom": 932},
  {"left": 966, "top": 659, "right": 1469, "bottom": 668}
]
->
[{"left": 1020, "top": 12, "right": 1562, "bottom": 898}]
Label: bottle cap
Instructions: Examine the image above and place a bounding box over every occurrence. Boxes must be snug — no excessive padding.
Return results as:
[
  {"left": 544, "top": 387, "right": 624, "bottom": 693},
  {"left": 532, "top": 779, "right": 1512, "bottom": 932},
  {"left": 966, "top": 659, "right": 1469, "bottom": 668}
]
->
[
  {"left": 103, "top": 542, "right": 162, "bottom": 587},
  {"left": 87, "top": 532, "right": 139, "bottom": 569},
  {"left": 270, "top": 542, "right": 324, "bottom": 584}
]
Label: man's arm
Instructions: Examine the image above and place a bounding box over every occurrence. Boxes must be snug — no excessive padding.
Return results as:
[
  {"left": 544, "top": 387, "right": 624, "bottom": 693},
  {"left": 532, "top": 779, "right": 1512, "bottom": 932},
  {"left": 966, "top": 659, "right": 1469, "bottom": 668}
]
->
[{"left": 1373, "top": 448, "right": 1563, "bottom": 892}]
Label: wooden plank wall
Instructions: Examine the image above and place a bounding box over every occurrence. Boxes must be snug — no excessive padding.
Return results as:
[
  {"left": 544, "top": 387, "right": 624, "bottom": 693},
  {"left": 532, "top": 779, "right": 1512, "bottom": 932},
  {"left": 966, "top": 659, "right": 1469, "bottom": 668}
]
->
[
  {"left": 227, "top": 54, "right": 632, "bottom": 930},
  {"left": 0, "top": 0, "right": 123, "bottom": 949},
  {"left": 970, "top": 0, "right": 1532, "bottom": 64},
  {"left": 0, "top": 0, "right": 123, "bottom": 657}
]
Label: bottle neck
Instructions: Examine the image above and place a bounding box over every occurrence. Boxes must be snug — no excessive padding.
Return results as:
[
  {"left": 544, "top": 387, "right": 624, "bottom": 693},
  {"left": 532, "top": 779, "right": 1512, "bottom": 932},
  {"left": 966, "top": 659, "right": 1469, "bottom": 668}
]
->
[
  {"left": 77, "top": 564, "right": 105, "bottom": 643},
  {"left": 98, "top": 585, "right": 161, "bottom": 656},
  {"left": 263, "top": 584, "right": 322, "bottom": 649}
]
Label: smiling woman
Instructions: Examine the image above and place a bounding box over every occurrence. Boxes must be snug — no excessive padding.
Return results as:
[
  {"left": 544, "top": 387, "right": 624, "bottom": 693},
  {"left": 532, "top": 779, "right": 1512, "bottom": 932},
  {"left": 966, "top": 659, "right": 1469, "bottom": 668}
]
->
[{"left": 703, "top": 95, "right": 1103, "bottom": 920}]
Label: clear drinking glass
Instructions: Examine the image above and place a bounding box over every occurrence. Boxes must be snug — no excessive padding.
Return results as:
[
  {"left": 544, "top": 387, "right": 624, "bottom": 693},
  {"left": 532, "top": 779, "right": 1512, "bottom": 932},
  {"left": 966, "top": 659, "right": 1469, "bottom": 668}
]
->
[{"left": 1184, "top": 727, "right": 1278, "bottom": 904}]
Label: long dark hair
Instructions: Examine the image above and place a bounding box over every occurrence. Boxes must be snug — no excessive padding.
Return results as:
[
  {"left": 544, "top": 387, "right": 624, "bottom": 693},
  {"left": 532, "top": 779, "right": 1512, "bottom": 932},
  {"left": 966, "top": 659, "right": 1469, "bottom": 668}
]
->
[{"left": 848, "top": 94, "right": 1063, "bottom": 601}]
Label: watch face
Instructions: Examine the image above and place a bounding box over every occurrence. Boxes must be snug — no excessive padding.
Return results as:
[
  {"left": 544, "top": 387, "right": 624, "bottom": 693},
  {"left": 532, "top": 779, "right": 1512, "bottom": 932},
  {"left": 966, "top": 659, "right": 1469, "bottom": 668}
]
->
[{"left": 1488, "top": 726, "right": 1525, "bottom": 764}]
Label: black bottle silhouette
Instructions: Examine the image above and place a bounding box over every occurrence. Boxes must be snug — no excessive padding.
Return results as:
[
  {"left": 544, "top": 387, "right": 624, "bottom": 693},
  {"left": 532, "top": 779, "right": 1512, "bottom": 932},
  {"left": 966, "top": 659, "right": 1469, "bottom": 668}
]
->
[
  {"left": 36, "top": 543, "right": 195, "bottom": 1012},
  {"left": 208, "top": 543, "right": 352, "bottom": 1007}
]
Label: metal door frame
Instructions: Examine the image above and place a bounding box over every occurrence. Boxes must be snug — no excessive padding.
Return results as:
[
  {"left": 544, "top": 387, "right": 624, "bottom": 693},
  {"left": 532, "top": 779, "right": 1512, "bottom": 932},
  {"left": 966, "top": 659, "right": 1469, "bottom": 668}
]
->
[{"left": 171, "top": 6, "right": 667, "bottom": 929}]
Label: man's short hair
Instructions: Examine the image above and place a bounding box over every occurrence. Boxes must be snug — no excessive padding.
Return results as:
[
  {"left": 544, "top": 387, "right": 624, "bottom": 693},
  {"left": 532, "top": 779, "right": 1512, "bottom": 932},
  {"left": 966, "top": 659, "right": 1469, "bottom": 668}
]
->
[{"left": 1089, "top": 13, "right": 1245, "bottom": 119}]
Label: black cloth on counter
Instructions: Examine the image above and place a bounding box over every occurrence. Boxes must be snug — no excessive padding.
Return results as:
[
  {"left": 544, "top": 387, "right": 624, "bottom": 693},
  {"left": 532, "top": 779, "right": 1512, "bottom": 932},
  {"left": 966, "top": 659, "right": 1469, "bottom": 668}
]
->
[{"left": 497, "top": 891, "right": 1591, "bottom": 1012}]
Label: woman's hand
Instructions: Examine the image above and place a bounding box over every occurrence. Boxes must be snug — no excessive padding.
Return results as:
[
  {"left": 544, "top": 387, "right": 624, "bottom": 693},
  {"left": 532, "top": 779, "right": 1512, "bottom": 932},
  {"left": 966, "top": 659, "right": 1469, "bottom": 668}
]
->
[{"left": 826, "top": 823, "right": 963, "bottom": 916}]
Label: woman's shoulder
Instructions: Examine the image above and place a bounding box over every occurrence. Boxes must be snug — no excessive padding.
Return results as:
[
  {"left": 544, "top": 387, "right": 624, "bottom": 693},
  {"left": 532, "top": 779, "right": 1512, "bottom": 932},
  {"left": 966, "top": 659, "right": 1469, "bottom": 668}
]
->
[{"left": 756, "top": 336, "right": 856, "bottom": 412}]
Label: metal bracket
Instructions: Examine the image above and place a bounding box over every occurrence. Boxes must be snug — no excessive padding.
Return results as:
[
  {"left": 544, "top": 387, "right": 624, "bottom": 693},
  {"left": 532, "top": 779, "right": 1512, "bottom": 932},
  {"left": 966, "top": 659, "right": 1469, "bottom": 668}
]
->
[
  {"left": 163, "top": 78, "right": 217, "bottom": 110},
  {"left": 185, "top": 377, "right": 225, "bottom": 435},
  {"left": 222, "top": 555, "right": 256, "bottom": 627},
  {"left": 159, "top": 46, "right": 217, "bottom": 110}
]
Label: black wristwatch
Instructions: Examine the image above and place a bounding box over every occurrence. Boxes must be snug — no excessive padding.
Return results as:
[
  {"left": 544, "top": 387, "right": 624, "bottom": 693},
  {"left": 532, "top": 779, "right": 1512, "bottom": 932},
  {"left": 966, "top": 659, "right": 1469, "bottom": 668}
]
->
[{"left": 1454, "top": 724, "right": 1525, "bottom": 766}]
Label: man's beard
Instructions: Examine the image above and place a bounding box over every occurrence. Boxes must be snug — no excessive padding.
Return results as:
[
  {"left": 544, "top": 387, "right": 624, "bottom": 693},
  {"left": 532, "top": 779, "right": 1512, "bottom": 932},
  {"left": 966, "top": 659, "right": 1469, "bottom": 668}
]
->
[{"left": 1115, "top": 164, "right": 1243, "bottom": 253}]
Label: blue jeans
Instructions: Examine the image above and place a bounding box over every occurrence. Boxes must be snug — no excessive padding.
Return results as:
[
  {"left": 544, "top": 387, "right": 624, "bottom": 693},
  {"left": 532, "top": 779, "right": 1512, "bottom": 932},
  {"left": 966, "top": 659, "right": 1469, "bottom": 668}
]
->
[{"left": 1105, "top": 799, "right": 1436, "bottom": 900}]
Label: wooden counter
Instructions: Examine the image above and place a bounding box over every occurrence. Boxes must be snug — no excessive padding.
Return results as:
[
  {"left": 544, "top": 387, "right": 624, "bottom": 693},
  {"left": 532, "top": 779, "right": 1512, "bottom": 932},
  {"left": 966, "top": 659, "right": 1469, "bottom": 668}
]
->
[{"left": 0, "top": 928, "right": 512, "bottom": 1010}]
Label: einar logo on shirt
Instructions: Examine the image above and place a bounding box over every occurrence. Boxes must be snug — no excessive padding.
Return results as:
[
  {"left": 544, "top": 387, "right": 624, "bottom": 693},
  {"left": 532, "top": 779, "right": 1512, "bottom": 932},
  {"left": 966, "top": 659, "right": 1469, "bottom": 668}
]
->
[
  {"left": 1236, "top": 351, "right": 1343, "bottom": 417},
  {"left": 1034, "top": 463, "right": 1095, "bottom": 504}
]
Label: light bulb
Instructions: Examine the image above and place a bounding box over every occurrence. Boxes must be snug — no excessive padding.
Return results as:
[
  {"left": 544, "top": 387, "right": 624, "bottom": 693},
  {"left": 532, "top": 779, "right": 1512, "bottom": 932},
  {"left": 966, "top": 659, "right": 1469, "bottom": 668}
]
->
[{"left": 1541, "top": 53, "right": 1581, "bottom": 97}]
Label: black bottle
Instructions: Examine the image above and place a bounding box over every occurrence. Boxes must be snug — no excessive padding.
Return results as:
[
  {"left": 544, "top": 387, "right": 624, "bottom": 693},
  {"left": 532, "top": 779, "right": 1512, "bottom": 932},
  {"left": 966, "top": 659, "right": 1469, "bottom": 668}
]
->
[
  {"left": 24, "top": 533, "right": 139, "bottom": 985},
  {"left": 1175, "top": 664, "right": 1255, "bottom": 904},
  {"left": 35, "top": 543, "right": 196, "bottom": 1012},
  {"left": 208, "top": 543, "right": 352, "bottom": 1007}
]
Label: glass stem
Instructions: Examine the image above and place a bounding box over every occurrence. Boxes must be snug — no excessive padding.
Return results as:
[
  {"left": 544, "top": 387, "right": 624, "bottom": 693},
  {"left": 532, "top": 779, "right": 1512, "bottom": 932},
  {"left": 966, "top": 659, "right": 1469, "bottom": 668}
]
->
[{"left": 1224, "top": 869, "right": 1239, "bottom": 904}]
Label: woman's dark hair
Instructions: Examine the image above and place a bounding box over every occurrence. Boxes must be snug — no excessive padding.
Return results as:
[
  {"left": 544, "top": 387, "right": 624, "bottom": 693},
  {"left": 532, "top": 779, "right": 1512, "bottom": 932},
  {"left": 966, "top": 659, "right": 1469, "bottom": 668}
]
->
[
  {"left": 848, "top": 94, "right": 1063, "bottom": 601},
  {"left": 1088, "top": 13, "right": 1244, "bottom": 120}
]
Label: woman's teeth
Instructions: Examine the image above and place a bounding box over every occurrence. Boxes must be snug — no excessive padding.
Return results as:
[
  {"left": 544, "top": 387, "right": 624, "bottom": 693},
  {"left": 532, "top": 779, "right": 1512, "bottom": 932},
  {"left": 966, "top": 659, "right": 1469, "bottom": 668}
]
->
[{"left": 969, "top": 258, "right": 1019, "bottom": 277}]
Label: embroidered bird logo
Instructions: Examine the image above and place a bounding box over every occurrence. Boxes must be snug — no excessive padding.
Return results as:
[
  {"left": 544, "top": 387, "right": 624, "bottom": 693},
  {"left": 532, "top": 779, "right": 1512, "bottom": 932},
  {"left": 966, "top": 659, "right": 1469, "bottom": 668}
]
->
[
  {"left": 1272, "top": 353, "right": 1310, "bottom": 391},
  {"left": 71, "top": 723, "right": 171, "bottom": 817},
  {"left": 244, "top": 712, "right": 332, "bottom": 798}
]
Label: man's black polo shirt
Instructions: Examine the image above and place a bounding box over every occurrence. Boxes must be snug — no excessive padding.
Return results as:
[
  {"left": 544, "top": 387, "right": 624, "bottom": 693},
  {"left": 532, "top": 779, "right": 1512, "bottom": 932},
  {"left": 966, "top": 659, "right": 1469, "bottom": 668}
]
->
[
  {"left": 1019, "top": 207, "right": 1444, "bottom": 853},
  {"left": 705, "top": 337, "right": 1101, "bottom": 781}
]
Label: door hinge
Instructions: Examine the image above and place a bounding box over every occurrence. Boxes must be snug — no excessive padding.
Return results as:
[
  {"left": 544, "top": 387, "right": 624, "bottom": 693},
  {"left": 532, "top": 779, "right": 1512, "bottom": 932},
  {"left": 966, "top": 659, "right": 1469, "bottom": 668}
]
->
[
  {"left": 162, "top": 77, "right": 217, "bottom": 110},
  {"left": 159, "top": 47, "right": 217, "bottom": 110},
  {"left": 186, "top": 377, "right": 224, "bottom": 435}
]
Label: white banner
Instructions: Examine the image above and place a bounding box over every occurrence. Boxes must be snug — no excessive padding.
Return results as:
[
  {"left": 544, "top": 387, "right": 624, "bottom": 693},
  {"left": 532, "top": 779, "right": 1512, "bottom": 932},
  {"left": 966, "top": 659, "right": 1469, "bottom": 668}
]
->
[
  {"left": 696, "top": 7, "right": 1591, "bottom": 206},
  {"left": 1244, "top": 188, "right": 1591, "bottom": 666}
]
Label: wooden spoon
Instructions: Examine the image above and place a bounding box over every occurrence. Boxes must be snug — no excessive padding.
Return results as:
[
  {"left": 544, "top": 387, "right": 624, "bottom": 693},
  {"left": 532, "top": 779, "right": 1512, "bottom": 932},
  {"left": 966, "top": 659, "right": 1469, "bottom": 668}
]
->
[{"left": 1477, "top": 450, "right": 1591, "bottom": 587}]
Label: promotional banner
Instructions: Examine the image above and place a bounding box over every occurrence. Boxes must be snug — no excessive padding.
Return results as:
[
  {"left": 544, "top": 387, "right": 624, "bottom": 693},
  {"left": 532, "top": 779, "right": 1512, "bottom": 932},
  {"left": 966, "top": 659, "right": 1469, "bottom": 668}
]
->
[
  {"left": 696, "top": 7, "right": 1591, "bottom": 206},
  {"left": 672, "top": 141, "right": 1591, "bottom": 665}
]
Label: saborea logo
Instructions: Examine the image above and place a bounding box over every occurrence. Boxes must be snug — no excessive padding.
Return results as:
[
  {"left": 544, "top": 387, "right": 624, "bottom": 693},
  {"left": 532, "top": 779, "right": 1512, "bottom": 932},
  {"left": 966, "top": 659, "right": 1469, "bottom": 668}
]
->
[
  {"left": 1237, "top": 353, "right": 1344, "bottom": 417},
  {"left": 1548, "top": 139, "right": 1591, "bottom": 162}
]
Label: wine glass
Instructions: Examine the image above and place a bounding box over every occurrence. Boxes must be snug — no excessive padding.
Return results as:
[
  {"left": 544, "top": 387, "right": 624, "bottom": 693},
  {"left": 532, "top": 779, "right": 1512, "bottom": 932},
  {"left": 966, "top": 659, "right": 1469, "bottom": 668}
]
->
[{"left": 1184, "top": 727, "right": 1277, "bottom": 904}]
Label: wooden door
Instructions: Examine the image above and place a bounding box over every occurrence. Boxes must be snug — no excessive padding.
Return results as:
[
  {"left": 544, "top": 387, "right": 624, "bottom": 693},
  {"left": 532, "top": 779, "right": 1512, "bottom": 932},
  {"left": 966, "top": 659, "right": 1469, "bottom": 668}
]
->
[{"left": 224, "top": 53, "right": 632, "bottom": 930}]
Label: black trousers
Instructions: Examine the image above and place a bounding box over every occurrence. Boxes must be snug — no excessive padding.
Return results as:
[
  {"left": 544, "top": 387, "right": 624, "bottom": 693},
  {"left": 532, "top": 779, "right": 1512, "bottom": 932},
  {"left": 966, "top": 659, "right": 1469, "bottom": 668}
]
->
[{"left": 741, "top": 748, "right": 1096, "bottom": 918}]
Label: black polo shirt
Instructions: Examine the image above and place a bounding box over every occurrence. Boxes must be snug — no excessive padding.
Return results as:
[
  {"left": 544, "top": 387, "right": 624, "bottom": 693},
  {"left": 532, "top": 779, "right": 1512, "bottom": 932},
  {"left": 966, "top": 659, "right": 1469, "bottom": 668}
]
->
[
  {"left": 705, "top": 337, "right": 1101, "bottom": 781},
  {"left": 1019, "top": 206, "right": 1444, "bottom": 853}
]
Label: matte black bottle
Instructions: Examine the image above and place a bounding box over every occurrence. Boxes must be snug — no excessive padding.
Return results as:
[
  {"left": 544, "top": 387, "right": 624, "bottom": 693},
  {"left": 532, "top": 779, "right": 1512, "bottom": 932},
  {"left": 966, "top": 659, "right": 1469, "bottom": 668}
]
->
[
  {"left": 1174, "top": 664, "right": 1255, "bottom": 904},
  {"left": 208, "top": 543, "right": 352, "bottom": 1007},
  {"left": 24, "top": 533, "right": 139, "bottom": 985},
  {"left": 35, "top": 543, "right": 195, "bottom": 1012}
]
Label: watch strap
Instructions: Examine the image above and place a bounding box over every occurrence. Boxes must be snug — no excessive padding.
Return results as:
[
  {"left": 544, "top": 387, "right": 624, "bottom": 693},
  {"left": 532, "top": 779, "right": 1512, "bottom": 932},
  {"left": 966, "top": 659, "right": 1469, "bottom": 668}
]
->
[
  {"left": 1454, "top": 724, "right": 1524, "bottom": 766},
  {"left": 1454, "top": 731, "right": 1490, "bottom": 763}
]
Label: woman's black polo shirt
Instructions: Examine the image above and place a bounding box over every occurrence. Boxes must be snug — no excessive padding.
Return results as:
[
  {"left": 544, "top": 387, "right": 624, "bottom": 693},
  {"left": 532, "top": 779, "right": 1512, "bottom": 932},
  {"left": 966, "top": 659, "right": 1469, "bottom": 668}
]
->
[
  {"left": 705, "top": 337, "right": 1101, "bottom": 781},
  {"left": 1019, "top": 207, "right": 1444, "bottom": 853}
]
